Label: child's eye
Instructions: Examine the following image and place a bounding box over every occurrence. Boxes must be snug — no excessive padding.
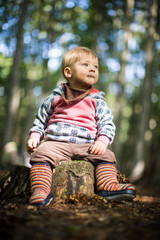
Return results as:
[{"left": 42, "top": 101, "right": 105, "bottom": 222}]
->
[
  {"left": 82, "top": 63, "right": 88, "bottom": 67},
  {"left": 94, "top": 65, "right": 98, "bottom": 69}
]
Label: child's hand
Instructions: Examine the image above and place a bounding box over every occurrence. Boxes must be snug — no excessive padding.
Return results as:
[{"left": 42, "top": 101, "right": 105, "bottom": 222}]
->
[
  {"left": 27, "top": 139, "right": 38, "bottom": 154},
  {"left": 89, "top": 141, "right": 106, "bottom": 155}
]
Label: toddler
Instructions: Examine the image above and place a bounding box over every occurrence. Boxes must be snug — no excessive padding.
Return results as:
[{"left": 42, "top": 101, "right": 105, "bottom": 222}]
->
[{"left": 27, "top": 46, "right": 136, "bottom": 206}]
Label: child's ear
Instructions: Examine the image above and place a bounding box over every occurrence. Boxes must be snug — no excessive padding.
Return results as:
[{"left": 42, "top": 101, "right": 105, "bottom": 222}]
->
[{"left": 64, "top": 67, "right": 72, "bottom": 79}]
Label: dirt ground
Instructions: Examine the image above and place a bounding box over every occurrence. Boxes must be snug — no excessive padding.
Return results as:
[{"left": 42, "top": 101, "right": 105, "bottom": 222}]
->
[
  {"left": 0, "top": 168, "right": 160, "bottom": 240},
  {"left": 0, "top": 185, "right": 160, "bottom": 240}
]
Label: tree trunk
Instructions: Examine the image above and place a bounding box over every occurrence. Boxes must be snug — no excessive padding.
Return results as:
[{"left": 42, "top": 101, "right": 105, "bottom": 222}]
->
[
  {"left": 130, "top": 0, "right": 158, "bottom": 182},
  {"left": 1, "top": 0, "right": 29, "bottom": 166},
  {"left": 113, "top": 0, "right": 134, "bottom": 160},
  {"left": 0, "top": 161, "right": 95, "bottom": 204}
]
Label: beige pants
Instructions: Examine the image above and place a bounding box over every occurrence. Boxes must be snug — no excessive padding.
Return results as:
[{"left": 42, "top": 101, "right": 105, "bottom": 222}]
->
[{"left": 30, "top": 140, "right": 116, "bottom": 168}]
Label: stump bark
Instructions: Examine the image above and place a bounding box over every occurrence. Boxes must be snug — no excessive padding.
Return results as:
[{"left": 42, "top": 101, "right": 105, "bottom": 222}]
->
[
  {"left": 0, "top": 161, "right": 95, "bottom": 204},
  {"left": 52, "top": 161, "right": 95, "bottom": 201},
  {"left": 0, "top": 165, "right": 30, "bottom": 204}
]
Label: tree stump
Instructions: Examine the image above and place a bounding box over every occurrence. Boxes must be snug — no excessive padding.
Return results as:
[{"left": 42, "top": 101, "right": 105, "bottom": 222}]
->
[
  {"left": 0, "top": 162, "right": 130, "bottom": 204},
  {"left": 52, "top": 161, "right": 95, "bottom": 201},
  {"left": 0, "top": 161, "right": 95, "bottom": 204},
  {"left": 0, "top": 165, "right": 30, "bottom": 204}
]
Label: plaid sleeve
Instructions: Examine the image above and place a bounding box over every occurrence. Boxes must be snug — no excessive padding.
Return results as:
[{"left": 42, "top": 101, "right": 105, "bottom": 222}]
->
[
  {"left": 29, "top": 84, "right": 63, "bottom": 137},
  {"left": 95, "top": 98, "right": 116, "bottom": 144}
]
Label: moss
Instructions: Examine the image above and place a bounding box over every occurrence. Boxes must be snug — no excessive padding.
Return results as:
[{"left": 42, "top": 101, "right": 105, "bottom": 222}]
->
[{"left": 68, "top": 161, "right": 94, "bottom": 177}]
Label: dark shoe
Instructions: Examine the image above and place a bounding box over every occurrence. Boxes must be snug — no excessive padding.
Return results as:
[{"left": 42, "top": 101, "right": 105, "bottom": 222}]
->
[
  {"left": 98, "top": 189, "right": 136, "bottom": 201},
  {"left": 31, "top": 192, "right": 53, "bottom": 206}
]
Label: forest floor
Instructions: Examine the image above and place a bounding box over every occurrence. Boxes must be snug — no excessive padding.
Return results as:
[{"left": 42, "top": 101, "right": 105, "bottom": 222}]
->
[{"left": 0, "top": 170, "right": 160, "bottom": 240}]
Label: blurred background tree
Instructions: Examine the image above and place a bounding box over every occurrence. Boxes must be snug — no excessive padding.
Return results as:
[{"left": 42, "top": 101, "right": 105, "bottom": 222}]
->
[{"left": 0, "top": 0, "right": 159, "bottom": 185}]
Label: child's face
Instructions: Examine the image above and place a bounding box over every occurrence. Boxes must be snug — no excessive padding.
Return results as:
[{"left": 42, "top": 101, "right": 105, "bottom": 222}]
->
[{"left": 64, "top": 54, "right": 99, "bottom": 89}]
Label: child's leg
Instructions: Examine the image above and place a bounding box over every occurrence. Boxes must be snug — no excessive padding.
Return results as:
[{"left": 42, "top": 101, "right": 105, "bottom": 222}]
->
[
  {"left": 29, "top": 162, "right": 53, "bottom": 206},
  {"left": 96, "top": 162, "right": 136, "bottom": 201},
  {"left": 68, "top": 143, "right": 136, "bottom": 201},
  {"left": 29, "top": 141, "right": 73, "bottom": 206}
]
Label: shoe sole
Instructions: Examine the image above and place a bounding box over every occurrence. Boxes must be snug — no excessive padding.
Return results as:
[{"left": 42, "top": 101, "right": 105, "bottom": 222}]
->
[
  {"left": 102, "top": 193, "right": 135, "bottom": 201},
  {"left": 99, "top": 189, "right": 136, "bottom": 201}
]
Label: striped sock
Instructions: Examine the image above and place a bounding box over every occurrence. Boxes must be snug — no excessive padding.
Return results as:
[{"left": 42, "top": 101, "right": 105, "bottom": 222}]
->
[
  {"left": 96, "top": 162, "right": 135, "bottom": 192},
  {"left": 29, "top": 163, "right": 52, "bottom": 205}
]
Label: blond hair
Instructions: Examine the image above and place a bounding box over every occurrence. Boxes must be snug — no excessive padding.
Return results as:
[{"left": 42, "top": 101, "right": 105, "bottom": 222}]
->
[{"left": 62, "top": 46, "right": 98, "bottom": 79}]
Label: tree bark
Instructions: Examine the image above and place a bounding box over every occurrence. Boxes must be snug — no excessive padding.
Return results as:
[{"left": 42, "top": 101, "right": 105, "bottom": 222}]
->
[
  {"left": 51, "top": 161, "right": 95, "bottom": 201},
  {"left": 113, "top": 0, "right": 134, "bottom": 159},
  {"left": 0, "top": 165, "right": 30, "bottom": 204},
  {"left": 130, "top": 0, "right": 158, "bottom": 182},
  {"left": 1, "top": 0, "right": 29, "bottom": 166}
]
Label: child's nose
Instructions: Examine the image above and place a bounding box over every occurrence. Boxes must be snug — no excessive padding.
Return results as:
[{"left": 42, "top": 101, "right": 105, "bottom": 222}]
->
[{"left": 89, "top": 66, "right": 95, "bottom": 72}]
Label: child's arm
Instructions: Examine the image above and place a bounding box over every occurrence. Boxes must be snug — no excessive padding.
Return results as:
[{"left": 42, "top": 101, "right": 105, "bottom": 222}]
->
[
  {"left": 29, "top": 97, "right": 53, "bottom": 137},
  {"left": 90, "top": 94, "right": 115, "bottom": 155},
  {"left": 27, "top": 84, "right": 63, "bottom": 153},
  {"left": 29, "top": 84, "right": 63, "bottom": 137},
  {"left": 95, "top": 96, "right": 116, "bottom": 145},
  {"left": 27, "top": 97, "right": 53, "bottom": 154},
  {"left": 27, "top": 93, "right": 55, "bottom": 154}
]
